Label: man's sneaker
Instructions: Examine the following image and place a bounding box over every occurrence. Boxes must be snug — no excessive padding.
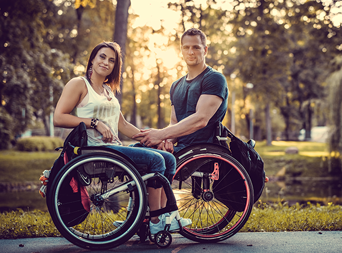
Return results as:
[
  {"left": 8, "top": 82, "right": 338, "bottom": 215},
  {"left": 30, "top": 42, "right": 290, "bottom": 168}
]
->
[
  {"left": 169, "top": 217, "right": 192, "bottom": 231},
  {"left": 149, "top": 215, "right": 165, "bottom": 235},
  {"left": 113, "top": 221, "right": 124, "bottom": 227}
]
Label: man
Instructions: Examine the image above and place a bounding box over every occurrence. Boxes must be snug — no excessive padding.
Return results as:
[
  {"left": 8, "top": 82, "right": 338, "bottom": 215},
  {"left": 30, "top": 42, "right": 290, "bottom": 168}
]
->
[{"left": 133, "top": 28, "right": 228, "bottom": 153}]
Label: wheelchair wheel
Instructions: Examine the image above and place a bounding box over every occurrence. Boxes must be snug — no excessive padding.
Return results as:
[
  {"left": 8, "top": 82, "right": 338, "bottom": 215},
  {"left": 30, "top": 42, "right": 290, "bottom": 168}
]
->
[
  {"left": 172, "top": 144, "right": 254, "bottom": 243},
  {"left": 47, "top": 152, "right": 147, "bottom": 250}
]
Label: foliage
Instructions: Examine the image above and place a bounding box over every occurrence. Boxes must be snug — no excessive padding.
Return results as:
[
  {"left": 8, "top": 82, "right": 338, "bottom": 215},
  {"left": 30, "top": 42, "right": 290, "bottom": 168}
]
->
[
  {"left": 0, "top": 0, "right": 73, "bottom": 147},
  {"left": 15, "top": 137, "right": 64, "bottom": 152},
  {"left": 326, "top": 56, "right": 342, "bottom": 171},
  {"left": 75, "top": 0, "right": 97, "bottom": 9},
  {"left": 0, "top": 107, "right": 14, "bottom": 150},
  {"left": 1, "top": 0, "right": 342, "bottom": 151},
  {"left": 224, "top": 0, "right": 342, "bottom": 141},
  {"left": 1, "top": 203, "right": 341, "bottom": 238}
]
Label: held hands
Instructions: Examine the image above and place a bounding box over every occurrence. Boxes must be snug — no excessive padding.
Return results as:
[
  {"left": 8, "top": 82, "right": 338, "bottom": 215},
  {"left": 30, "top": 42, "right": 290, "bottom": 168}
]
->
[
  {"left": 157, "top": 140, "right": 174, "bottom": 153},
  {"left": 132, "top": 128, "right": 174, "bottom": 153}
]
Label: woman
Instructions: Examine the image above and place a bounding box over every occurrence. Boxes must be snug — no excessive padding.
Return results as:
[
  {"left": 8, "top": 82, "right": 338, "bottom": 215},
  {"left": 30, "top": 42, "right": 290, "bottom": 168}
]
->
[{"left": 54, "top": 41, "right": 191, "bottom": 234}]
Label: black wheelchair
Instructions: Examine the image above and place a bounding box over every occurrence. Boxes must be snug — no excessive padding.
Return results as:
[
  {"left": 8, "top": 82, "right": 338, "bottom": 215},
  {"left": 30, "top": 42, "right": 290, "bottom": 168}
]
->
[{"left": 46, "top": 126, "right": 256, "bottom": 250}]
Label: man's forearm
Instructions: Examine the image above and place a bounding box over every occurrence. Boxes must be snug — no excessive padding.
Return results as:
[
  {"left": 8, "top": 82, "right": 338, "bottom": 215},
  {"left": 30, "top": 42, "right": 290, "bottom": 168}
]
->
[{"left": 161, "top": 113, "right": 207, "bottom": 140}]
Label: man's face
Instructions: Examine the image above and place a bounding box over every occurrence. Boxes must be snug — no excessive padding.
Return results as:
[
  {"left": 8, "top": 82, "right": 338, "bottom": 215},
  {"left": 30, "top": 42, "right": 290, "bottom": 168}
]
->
[{"left": 181, "top": 35, "right": 207, "bottom": 67}]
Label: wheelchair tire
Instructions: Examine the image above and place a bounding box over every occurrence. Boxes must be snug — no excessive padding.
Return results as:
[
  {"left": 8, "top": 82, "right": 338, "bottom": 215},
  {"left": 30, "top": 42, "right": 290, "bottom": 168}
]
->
[
  {"left": 47, "top": 152, "right": 147, "bottom": 250},
  {"left": 172, "top": 144, "right": 254, "bottom": 243}
]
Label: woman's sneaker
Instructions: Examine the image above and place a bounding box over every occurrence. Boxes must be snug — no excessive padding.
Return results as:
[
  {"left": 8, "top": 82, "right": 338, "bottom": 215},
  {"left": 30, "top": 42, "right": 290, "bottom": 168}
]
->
[{"left": 149, "top": 215, "right": 165, "bottom": 235}]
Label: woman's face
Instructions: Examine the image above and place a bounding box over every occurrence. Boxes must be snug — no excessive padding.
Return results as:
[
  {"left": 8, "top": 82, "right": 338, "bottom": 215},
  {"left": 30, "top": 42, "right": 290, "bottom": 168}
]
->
[{"left": 91, "top": 47, "right": 116, "bottom": 77}]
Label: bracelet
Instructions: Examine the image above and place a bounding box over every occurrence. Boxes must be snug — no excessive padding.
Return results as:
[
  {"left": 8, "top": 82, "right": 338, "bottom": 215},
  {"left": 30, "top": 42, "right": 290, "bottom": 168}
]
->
[{"left": 90, "top": 118, "right": 98, "bottom": 129}]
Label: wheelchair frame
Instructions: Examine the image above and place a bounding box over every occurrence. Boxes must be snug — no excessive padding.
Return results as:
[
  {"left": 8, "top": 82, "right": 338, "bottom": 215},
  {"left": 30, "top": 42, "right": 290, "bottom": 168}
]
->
[{"left": 47, "top": 133, "right": 255, "bottom": 250}]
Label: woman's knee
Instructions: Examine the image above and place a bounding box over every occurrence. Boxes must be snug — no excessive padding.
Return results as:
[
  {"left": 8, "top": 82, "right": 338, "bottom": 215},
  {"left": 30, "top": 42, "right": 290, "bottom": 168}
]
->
[
  {"left": 148, "top": 152, "right": 166, "bottom": 174},
  {"left": 162, "top": 152, "right": 176, "bottom": 175}
]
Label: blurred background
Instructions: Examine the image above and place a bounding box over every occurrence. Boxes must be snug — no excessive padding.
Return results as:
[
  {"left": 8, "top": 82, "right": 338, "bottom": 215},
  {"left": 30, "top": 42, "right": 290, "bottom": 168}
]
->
[{"left": 1, "top": 0, "right": 342, "bottom": 211}]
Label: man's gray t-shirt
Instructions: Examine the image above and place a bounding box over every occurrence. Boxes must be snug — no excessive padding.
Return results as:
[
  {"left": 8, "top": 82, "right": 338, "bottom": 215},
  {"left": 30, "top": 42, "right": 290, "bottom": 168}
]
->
[{"left": 170, "top": 66, "right": 228, "bottom": 152}]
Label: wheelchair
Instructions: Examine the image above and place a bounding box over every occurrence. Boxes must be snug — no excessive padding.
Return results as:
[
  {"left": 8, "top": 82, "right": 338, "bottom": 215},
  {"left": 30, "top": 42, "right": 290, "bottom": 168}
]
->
[{"left": 46, "top": 128, "right": 255, "bottom": 250}]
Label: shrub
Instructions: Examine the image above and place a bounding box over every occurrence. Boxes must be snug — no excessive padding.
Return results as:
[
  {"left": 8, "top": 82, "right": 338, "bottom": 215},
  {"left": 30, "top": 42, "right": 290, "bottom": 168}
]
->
[{"left": 16, "top": 136, "right": 63, "bottom": 151}]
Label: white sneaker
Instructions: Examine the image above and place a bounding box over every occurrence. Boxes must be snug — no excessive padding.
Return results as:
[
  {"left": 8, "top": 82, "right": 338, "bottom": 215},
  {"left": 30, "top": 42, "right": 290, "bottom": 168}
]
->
[
  {"left": 149, "top": 215, "right": 165, "bottom": 235},
  {"left": 113, "top": 221, "right": 124, "bottom": 227}
]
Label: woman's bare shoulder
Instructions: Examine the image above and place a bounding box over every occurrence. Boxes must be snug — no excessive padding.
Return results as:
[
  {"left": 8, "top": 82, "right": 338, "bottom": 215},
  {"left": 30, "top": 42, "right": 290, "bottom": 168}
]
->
[{"left": 64, "top": 77, "right": 87, "bottom": 91}]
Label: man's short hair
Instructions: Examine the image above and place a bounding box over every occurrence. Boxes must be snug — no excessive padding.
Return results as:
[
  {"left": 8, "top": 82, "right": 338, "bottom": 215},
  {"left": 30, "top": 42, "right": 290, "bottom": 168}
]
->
[{"left": 181, "top": 28, "right": 207, "bottom": 47}]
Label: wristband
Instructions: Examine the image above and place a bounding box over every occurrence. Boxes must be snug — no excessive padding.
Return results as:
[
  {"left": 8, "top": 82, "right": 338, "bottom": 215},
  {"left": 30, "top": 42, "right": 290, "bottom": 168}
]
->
[{"left": 90, "top": 118, "right": 98, "bottom": 129}]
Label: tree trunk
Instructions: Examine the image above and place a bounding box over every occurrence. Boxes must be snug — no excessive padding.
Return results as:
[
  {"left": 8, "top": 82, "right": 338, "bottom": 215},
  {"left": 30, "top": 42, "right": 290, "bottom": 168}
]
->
[
  {"left": 265, "top": 103, "right": 272, "bottom": 145},
  {"left": 156, "top": 63, "right": 163, "bottom": 129},
  {"left": 113, "top": 0, "right": 131, "bottom": 105},
  {"left": 131, "top": 67, "right": 136, "bottom": 126},
  {"left": 73, "top": 6, "right": 84, "bottom": 64},
  {"left": 42, "top": 114, "right": 50, "bottom": 136},
  {"left": 305, "top": 100, "right": 312, "bottom": 140}
]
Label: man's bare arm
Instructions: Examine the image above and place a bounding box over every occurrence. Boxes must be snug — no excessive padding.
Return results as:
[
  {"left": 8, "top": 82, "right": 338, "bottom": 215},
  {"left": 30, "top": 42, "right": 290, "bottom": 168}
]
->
[{"left": 133, "top": 94, "right": 222, "bottom": 146}]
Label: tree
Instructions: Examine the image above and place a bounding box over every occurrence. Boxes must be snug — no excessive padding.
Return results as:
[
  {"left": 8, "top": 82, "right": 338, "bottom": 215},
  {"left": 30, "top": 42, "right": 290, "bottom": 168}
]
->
[
  {"left": 326, "top": 56, "right": 342, "bottom": 173},
  {"left": 284, "top": 0, "right": 341, "bottom": 140},
  {"left": 227, "top": 0, "right": 290, "bottom": 142},
  {"left": 224, "top": 0, "right": 342, "bottom": 142},
  {"left": 0, "top": 0, "right": 73, "bottom": 147}
]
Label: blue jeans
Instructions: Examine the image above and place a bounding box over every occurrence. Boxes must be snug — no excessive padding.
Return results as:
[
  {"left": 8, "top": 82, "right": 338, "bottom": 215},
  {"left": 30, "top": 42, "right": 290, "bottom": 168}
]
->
[{"left": 104, "top": 144, "right": 176, "bottom": 188}]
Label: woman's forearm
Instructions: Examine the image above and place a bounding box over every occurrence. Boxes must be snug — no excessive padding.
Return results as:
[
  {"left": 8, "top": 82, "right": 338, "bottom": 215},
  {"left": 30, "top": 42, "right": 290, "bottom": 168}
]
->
[{"left": 53, "top": 113, "right": 92, "bottom": 129}]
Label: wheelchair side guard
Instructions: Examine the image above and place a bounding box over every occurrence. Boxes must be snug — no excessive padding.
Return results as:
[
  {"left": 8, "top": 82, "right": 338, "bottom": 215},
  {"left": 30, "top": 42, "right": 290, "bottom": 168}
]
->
[
  {"left": 142, "top": 173, "right": 178, "bottom": 218},
  {"left": 77, "top": 146, "right": 148, "bottom": 187},
  {"left": 80, "top": 146, "right": 148, "bottom": 175},
  {"left": 173, "top": 157, "right": 218, "bottom": 182}
]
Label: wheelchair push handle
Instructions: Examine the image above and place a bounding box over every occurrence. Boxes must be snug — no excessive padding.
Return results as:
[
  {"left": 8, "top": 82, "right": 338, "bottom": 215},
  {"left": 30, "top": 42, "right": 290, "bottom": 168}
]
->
[{"left": 247, "top": 139, "right": 256, "bottom": 148}]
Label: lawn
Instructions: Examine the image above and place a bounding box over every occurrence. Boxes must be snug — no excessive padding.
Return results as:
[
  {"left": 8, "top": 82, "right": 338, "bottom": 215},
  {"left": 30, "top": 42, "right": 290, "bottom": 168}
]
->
[
  {"left": 0, "top": 141, "right": 332, "bottom": 183},
  {"left": 254, "top": 141, "right": 330, "bottom": 177},
  {"left": 0, "top": 151, "right": 60, "bottom": 183},
  {"left": 1, "top": 202, "right": 341, "bottom": 239}
]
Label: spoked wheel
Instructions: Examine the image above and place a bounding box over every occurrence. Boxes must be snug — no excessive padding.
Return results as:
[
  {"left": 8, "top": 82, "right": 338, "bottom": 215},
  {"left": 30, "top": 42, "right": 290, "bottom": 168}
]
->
[
  {"left": 172, "top": 144, "right": 254, "bottom": 243},
  {"left": 155, "top": 231, "right": 172, "bottom": 248},
  {"left": 47, "top": 152, "right": 147, "bottom": 250}
]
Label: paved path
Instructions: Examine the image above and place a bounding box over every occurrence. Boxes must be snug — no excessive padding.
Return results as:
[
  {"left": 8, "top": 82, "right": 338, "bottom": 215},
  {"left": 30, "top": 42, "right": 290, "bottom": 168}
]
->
[{"left": 1, "top": 231, "right": 342, "bottom": 253}]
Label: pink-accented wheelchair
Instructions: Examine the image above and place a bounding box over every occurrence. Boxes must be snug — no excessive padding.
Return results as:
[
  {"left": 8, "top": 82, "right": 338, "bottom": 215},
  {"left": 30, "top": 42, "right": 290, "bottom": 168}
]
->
[{"left": 46, "top": 125, "right": 258, "bottom": 250}]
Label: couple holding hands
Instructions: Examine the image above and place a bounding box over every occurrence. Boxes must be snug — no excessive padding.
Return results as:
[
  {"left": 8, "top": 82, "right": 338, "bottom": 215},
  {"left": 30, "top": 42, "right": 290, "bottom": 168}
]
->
[{"left": 53, "top": 28, "right": 228, "bottom": 234}]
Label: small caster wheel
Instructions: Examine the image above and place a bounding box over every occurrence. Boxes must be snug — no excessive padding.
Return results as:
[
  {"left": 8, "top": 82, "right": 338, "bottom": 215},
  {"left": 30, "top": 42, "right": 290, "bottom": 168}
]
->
[
  {"left": 155, "top": 230, "right": 172, "bottom": 248},
  {"left": 137, "top": 223, "right": 148, "bottom": 242}
]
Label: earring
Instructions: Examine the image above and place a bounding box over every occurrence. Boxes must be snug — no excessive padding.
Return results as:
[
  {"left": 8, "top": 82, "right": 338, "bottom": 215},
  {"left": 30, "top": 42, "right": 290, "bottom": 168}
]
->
[{"left": 87, "top": 67, "right": 93, "bottom": 80}]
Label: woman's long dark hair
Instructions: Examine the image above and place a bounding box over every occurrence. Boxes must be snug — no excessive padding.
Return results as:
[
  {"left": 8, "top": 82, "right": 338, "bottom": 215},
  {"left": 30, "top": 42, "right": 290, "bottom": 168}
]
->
[{"left": 85, "top": 41, "right": 122, "bottom": 92}]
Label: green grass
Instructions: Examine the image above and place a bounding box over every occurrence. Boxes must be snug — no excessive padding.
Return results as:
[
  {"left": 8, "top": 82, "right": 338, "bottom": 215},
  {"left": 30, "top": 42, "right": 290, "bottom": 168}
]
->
[
  {"left": 242, "top": 202, "right": 342, "bottom": 232},
  {"left": 0, "top": 142, "right": 341, "bottom": 239},
  {"left": 0, "top": 151, "right": 60, "bottom": 183},
  {"left": 1, "top": 202, "right": 341, "bottom": 239},
  {"left": 0, "top": 141, "right": 334, "bottom": 182},
  {"left": 255, "top": 140, "right": 328, "bottom": 155},
  {"left": 0, "top": 209, "right": 59, "bottom": 239},
  {"left": 254, "top": 141, "right": 332, "bottom": 177}
]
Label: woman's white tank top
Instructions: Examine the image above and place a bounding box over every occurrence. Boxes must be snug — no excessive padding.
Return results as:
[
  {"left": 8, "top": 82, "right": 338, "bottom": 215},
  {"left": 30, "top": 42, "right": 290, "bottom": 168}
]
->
[{"left": 76, "top": 77, "right": 122, "bottom": 146}]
